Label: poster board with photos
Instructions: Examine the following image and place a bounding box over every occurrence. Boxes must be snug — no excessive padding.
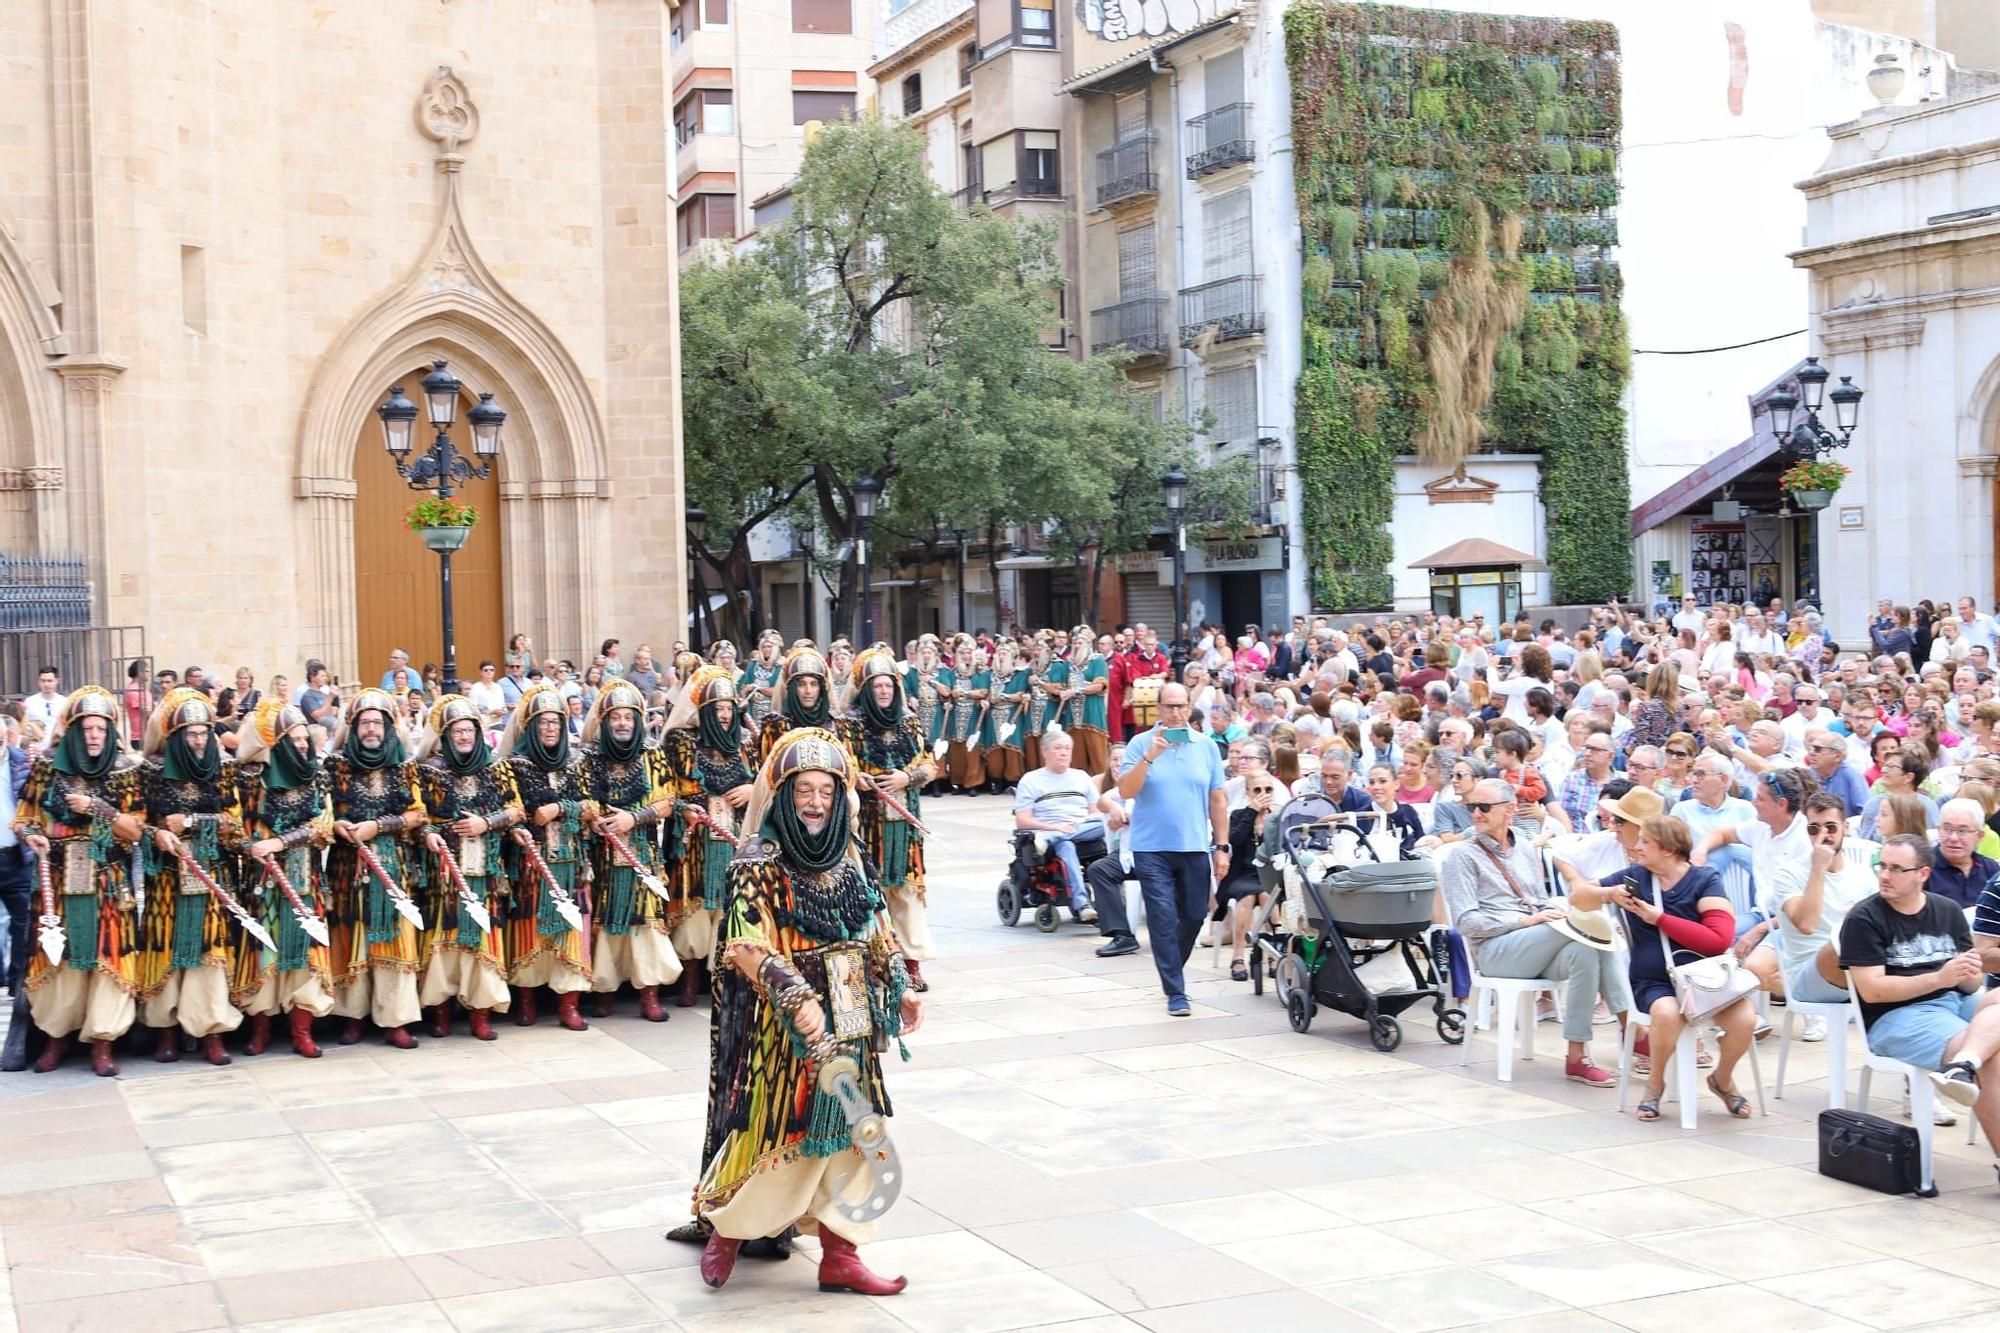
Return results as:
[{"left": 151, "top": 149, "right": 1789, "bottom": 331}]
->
[{"left": 1688, "top": 523, "right": 1748, "bottom": 602}]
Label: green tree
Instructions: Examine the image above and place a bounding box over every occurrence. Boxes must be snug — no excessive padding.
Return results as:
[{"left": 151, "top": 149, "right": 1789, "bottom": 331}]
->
[{"left": 678, "top": 112, "right": 1204, "bottom": 639}]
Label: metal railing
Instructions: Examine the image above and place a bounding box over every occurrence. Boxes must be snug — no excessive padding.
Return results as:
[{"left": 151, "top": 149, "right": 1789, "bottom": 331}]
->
[
  {"left": 0, "top": 554, "right": 91, "bottom": 630},
  {"left": 1185, "top": 102, "right": 1253, "bottom": 177},
  {"left": 1095, "top": 135, "right": 1158, "bottom": 208},
  {"left": 1090, "top": 295, "right": 1170, "bottom": 356},
  {"left": 0, "top": 626, "right": 149, "bottom": 702},
  {"left": 1179, "top": 274, "right": 1264, "bottom": 346},
  {"left": 950, "top": 182, "right": 981, "bottom": 210}
]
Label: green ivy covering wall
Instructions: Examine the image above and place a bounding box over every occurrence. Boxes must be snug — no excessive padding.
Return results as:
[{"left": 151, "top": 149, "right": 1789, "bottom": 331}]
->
[{"left": 1286, "top": 3, "right": 1632, "bottom": 607}]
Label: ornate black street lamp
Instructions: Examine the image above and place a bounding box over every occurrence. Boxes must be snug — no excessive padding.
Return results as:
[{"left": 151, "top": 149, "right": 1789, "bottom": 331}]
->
[
  {"left": 1766, "top": 355, "right": 1864, "bottom": 460},
  {"left": 852, "top": 476, "right": 882, "bottom": 646},
  {"left": 686, "top": 504, "right": 709, "bottom": 652},
  {"left": 1162, "top": 465, "right": 1189, "bottom": 674}
]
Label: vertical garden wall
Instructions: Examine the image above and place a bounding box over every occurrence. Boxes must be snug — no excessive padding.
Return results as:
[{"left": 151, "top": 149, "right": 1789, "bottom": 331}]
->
[{"left": 1286, "top": 3, "right": 1630, "bottom": 607}]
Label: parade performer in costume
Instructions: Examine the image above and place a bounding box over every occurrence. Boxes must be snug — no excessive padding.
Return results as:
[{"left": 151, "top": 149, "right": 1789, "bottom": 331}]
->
[
  {"left": 499, "top": 685, "right": 594, "bottom": 1030},
  {"left": 982, "top": 639, "right": 1027, "bottom": 794},
  {"left": 12, "top": 687, "right": 145, "bottom": 1076},
  {"left": 664, "top": 666, "right": 754, "bottom": 1006},
  {"left": 1056, "top": 625, "right": 1112, "bottom": 777},
  {"left": 757, "top": 645, "right": 835, "bottom": 768},
  {"left": 415, "top": 695, "right": 520, "bottom": 1041},
  {"left": 325, "top": 688, "right": 427, "bottom": 1048},
  {"left": 942, "top": 641, "right": 986, "bottom": 794},
  {"left": 739, "top": 630, "right": 784, "bottom": 732},
  {"left": 229, "top": 699, "right": 335, "bottom": 1059},
  {"left": 137, "top": 688, "right": 243, "bottom": 1065},
  {"left": 902, "top": 636, "right": 951, "bottom": 796},
  {"left": 691, "top": 726, "right": 923, "bottom": 1295},
  {"left": 1109, "top": 624, "right": 1171, "bottom": 744},
  {"left": 840, "top": 650, "right": 937, "bottom": 990},
  {"left": 1020, "top": 635, "right": 1057, "bottom": 773},
  {"left": 581, "top": 678, "right": 682, "bottom": 1020}
]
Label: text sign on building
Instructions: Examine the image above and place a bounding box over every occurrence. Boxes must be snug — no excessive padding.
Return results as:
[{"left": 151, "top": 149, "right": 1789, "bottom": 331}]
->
[{"left": 1182, "top": 535, "right": 1281, "bottom": 574}]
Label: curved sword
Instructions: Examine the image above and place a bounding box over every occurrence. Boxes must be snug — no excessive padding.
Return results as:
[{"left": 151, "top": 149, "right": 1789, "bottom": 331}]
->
[
  {"left": 172, "top": 847, "right": 278, "bottom": 951},
  {"left": 255, "top": 854, "right": 331, "bottom": 948}
]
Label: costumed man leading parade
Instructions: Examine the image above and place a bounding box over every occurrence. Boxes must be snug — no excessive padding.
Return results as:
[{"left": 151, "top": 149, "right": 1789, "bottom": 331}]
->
[
  {"left": 663, "top": 665, "right": 754, "bottom": 1007},
  {"left": 137, "top": 688, "right": 244, "bottom": 1065},
  {"left": 580, "top": 678, "right": 682, "bottom": 1021},
  {"left": 415, "top": 695, "right": 521, "bottom": 1041},
  {"left": 840, "top": 650, "right": 938, "bottom": 992},
  {"left": 689, "top": 726, "right": 924, "bottom": 1295},
  {"left": 325, "top": 688, "right": 427, "bottom": 1049},
  {"left": 229, "top": 699, "right": 335, "bottom": 1059},
  {"left": 756, "top": 645, "right": 834, "bottom": 767},
  {"left": 12, "top": 687, "right": 146, "bottom": 1077},
  {"left": 499, "top": 685, "right": 595, "bottom": 1030}
]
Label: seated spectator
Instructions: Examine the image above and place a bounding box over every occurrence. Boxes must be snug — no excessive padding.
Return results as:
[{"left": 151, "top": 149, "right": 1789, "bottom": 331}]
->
[
  {"left": 1552, "top": 782, "right": 1660, "bottom": 881},
  {"left": 1931, "top": 798, "right": 1998, "bottom": 911},
  {"left": 1552, "top": 726, "right": 1617, "bottom": 834},
  {"left": 1802, "top": 728, "right": 1870, "bottom": 817},
  {"left": 1439, "top": 780, "right": 1631, "bottom": 1088},
  {"left": 1224, "top": 736, "right": 1291, "bottom": 810},
  {"left": 1873, "top": 791, "right": 1931, "bottom": 844},
  {"left": 1561, "top": 815, "right": 1757, "bottom": 1121},
  {"left": 1842, "top": 833, "right": 2000, "bottom": 1145},
  {"left": 1012, "top": 730, "right": 1105, "bottom": 922},
  {"left": 1221, "top": 773, "right": 1282, "bottom": 981},
  {"left": 1361, "top": 763, "right": 1424, "bottom": 856},
  {"left": 1420, "top": 757, "right": 1487, "bottom": 849},
  {"left": 1491, "top": 728, "right": 1549, "bottom": 830},
  {"left": 1395, "top": 741, "right": 1435, "bottom": 805},
  {"left": 1737, "top": 791, "right": 1875, "bottom": 1042},
  {"left": 1859, "top": 742, "right": 1940, "bottom": 840}
]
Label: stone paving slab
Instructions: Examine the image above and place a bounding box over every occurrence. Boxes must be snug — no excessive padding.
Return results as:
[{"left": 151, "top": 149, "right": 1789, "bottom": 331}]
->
[{"left": 4, "top": 792, "right": 2000, "bottom": 1330}]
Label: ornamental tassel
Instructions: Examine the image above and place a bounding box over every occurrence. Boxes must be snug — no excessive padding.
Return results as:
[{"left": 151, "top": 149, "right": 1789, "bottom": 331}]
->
[
  {"left": 365, "top": 848, "right": 397, "bottom": 944},
  {"left": 65, "top": 885, "right": 101, "bottom": 971},
  {"left": 701, "top": 835, "right": 731, "bottom": 909},
  {"left": 537, "top": 859, "right": 572, "bottom": 938},
  {"left": 273, "top": 887, "right": 307, "bottom": 972},
  {"left": 456, "top": 877, "right": 486, "bottom": 949},
  {"left": 604, "top": 865, "right": 636, "bottom": 938},
  {"left": 170, "top": 886, "right": 209, "bottom": 969},
  {"left": 878, "top": 817, "right": 913, "bottom": 890}
]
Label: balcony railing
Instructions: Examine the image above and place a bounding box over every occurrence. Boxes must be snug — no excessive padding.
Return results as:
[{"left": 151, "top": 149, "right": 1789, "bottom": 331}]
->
[
  {"left": 1090, "top": 295, "right": 1170, "bottom": 357},
  {"left": 1095, "top": 135, "right": 1158, "bottom": 208},
  {"left": 1185, "top": 102, "right": 1253, "bottom": 177},
  {"left": 876, "top": 0, "right": 974, "bottom": 63},
  {"left": 950, "top": 182, "right": 981, "bottom": 210},
  {"left": 1178, "top": 275, "right": 1264, "bottom": 346},
  {"left": 984, "top": 177, "right": 1061, "bottom": 206}
]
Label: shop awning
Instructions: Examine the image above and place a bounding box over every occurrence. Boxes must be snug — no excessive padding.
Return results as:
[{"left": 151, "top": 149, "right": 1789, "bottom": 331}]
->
[
  {"left": 993, "top": 554, "right": 1060, "bottom": 570},
  {"left": 1630, "top": 431, "right": 1785, "bottom": 536},
  {"left": 1408, "top": 538, "right": 1547, "bottom": 572}
]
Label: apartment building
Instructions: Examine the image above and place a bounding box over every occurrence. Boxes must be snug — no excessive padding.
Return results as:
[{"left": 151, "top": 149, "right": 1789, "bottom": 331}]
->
[
  {"left": 1061, "top": 3, "right": 1304, "bottom": 632},
  {"left": 670, "top": 0, "right": 882, "bottom": 261}
]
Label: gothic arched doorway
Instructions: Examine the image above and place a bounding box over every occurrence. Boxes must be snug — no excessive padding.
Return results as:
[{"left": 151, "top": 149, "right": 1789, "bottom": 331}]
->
[{"left": 351, "top": 368, "right": 504, "bottom": 689}]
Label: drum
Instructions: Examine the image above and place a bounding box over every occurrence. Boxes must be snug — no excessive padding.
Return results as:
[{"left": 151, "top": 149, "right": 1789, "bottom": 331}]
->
[{"left": 1129, "top": 676, "right": 1167, "bottom": 729}]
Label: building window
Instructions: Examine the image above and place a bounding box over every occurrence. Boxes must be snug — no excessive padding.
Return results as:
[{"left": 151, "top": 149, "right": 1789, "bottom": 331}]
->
[
  {"left": 1203, "top": 364, "right": 1256, "bottom": 448},
  {"left": 960, "top": 43, "right": 976, "bottom": 87},
  {"left": 674, "top": 88, "right": 734, "bottom": 145},
  {"left": 902, "top": 73, "right": 922, "bottom": 115},
  {"left": 1117, "top": 223, "right": 1156, "bottom": 299},
  {"left": 792, "top": 89, "right": 856, "bottom": 125},
  {"left": 671, "top": 1, "right": 695, "bottom": 48},
  {"left": 1022, "top": 130, "right": 1059, "bottom": 196},
  {"left": 791, "top": 0, "right": 851, "bottom": 34},
  {"left": 1016, "top": 0, "right": 1054, "bottom": 48},
  {"left": 1201, "top": 188, "right": 1251, "bottom": 280},
  {"left": 677, "top": 193, "right": 737, "bottom": 251},
  {"left": 703, "top": 0, "right": 730, "bottom": 24}
]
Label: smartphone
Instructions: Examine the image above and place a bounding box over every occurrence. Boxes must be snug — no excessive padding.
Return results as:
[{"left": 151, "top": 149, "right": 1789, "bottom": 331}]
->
[{"left": 1163, "top": 726, "right": 1191, "bottom": 744}]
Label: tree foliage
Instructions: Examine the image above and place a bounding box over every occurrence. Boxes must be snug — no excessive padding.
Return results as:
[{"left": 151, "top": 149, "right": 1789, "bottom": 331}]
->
[{"left": 679, "top": 113, "right": 1205, "bottom": 639}]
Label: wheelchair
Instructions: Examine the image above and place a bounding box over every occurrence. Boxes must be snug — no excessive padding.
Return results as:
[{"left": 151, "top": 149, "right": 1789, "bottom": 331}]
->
[{"left": 997, "top": 829, "right": 1108, "bottom": 933}]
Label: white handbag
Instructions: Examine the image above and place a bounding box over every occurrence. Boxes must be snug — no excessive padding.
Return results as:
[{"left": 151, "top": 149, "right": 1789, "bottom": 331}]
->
[{"left": 1649, "top": 875, "right": 1759, "bottom": 1023}]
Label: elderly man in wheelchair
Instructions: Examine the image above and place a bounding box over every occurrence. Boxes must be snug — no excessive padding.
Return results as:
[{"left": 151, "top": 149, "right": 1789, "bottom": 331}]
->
[{"left": 1000, "top": 729, "right": 1110, "bottom": 932}]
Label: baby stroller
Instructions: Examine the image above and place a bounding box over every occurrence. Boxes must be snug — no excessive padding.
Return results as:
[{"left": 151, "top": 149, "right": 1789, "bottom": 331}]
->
[
  {"left": 996, "top": 829, "right": 1107, "bottom": 932},
  {"left": 1249, "top": 794, "right": 1463, "bottom": 1052}
]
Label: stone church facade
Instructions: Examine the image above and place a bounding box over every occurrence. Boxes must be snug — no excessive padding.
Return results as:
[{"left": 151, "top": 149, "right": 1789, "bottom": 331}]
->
[{"left": 0, "top": 0, "right": 687, "bottom": 681}]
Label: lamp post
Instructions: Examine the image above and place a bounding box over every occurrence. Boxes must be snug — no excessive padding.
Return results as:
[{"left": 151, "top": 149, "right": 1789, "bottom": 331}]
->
[
  {"left": 852, "top": 476, "right": 882, "bottom": 646},
  {"left": 1766, "top": 355, "right": 1864, "bottom": 461},
  {"left": 686, "top": 504, "right": 709, "bottom": 652},
  {"left": 377, "top": 360, "right": 504, "bottom": 697},
  {"left": 950, "top": 527, "right": 969, "bottom": 633},
  {"left": 1162, "top": 465, "right": 1189, "bottom": 674}
]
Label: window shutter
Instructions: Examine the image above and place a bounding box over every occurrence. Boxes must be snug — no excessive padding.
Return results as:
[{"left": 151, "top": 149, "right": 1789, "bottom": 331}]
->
[
  {"left": 1117, "top": 225, "right": 1156, "bottom": 299},
  {"left": 1202, "top": 189, "right": 1251, "bottom": 281},
  {"left": 981, "top": 136, "right": 1017, "bottom": 189},
  {"left": 1114, "top": 92, "right": 1147, "bottom": 141},
  {"left": 1205, "top": 48, "right": 1244, "bottom": 108},
  {"left": 1203, "top": 364, "right": 1257, "bottom": 448}
]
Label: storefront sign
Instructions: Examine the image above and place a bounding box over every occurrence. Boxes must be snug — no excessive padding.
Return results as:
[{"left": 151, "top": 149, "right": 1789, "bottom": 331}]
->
[{"left": 1182, "top": 536, "right": 1282, "bottom": 574}]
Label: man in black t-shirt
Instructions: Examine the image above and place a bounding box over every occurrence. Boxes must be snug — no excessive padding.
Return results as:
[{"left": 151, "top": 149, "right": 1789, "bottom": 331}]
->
[{"left": 1840, "top": 834, "right": 2000, "bottom": 1157}]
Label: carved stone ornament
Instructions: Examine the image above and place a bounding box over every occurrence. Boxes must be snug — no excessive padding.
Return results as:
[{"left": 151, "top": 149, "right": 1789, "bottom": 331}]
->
[
  {"left": 415, "top": 67, "right": 479, "bottom": 156},
  {"left": 1423, "top": 466, "right": 1500, "bottom": 505},
  {"left": 0, "top": 466, "right": 64, "bottom": 491}
]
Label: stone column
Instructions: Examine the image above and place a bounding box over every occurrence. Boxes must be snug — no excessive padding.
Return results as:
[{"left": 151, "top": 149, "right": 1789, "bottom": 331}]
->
[{"left": 297, "top": 476, "right": 359, "bottom": 676}]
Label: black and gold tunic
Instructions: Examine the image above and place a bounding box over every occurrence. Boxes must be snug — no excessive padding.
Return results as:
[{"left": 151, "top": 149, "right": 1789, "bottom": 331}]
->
[
  {"left": 12, "top": 756, "right": 144, "bottom": 990},
  {"left": 325, "top": 756, "right": 424, "bottom": 979},
  {"left": 663, "top": 728, "right": 753, "bottom": 921},
  {"left": 577, "top": 741, "right": 672, "bottom": 937},
  {"left": 227, "top": 763, "right": 334, "bottom": 996},
  {"left": 837, "top": 715, "right": 935, "bottom": 896},
  {"left": 503, "top": 751, "right": 593, "bottom": 968},
  {"left": 136, "top": 757, "right": 244, "bottom": 995},
  {"left": 416, "top": 756, "right": 522, "bottom": 957}
]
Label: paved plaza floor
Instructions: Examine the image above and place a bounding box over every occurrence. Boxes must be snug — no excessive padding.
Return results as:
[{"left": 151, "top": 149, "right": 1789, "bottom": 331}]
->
[{"left": 5, "top": 794, "right": 2000, "bottom": 1331}]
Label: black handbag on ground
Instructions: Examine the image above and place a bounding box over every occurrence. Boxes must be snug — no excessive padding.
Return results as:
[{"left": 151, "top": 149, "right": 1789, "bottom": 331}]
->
[{"left": 1817, "top": 1108, "right": 1935, "bottom": 1197}]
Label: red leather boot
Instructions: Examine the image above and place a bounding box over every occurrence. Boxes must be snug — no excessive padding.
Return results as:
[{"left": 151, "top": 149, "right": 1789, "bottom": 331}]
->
[
  {"left": 816, "top": 1228, "right": 906, "bottom": 1295},
  {"left": 512, "top": 986, "right": 538, "bottom": 1026},
  {"left": 244, "top": 1013, "right": 272, "bottom": 1056},
  {"left": 383, "top": 1025, "right": 415, "bottom": 1049},
  {"left": 289, "top": 1008, "right": 321, "bottom": 1058},
  {"left": 555, "top": 992, "right": 589, "bottom": 1031},
  {"left": 199, "top": 1034, "right": 232, "bottom": 1066},
  {"left": 430, "top": 1003, "right": 453, "bottom": 1038},
  {"left": 466, "top": 1007, "right": 497, "bottom": 1041},
  {"left": 89, "top": 1040, "right": 120, "bottom": 1078},
  {"left": 675, "top": 960, "right": 704, "bottom": 1008},
  {"left": 338, "top": 1018, "right": 365, "bottom": 1045},
  {"left": 637, "top": 985, "right": 667, "bottom": 1022},
  {"left": 700, "top": 1231, "right": 742, "bottom": 1288},
  {"left": 154, "top": 1026, "right": 181, "bottom": 1063},
  {"left": 33, "top": 1034, "right": 71, "bottom": 1073}
]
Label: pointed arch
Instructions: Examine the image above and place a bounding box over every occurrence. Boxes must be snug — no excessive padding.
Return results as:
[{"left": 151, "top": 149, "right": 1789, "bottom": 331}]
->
[
  {"left": 293, "top": 170, "right": 611, "bottom": 674},
  {"left": 0, "top": 217, "right": 68, "bottom": 550}
]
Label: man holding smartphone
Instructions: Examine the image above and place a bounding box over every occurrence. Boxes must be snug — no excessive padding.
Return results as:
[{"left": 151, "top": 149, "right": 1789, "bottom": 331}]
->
[{"left": 1114, "top": 683, "right": 1228, "bottom": 1017}]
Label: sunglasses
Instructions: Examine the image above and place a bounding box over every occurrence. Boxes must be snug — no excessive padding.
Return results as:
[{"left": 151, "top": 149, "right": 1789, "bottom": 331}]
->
[
  {"left": 1463, "top": 800, "right": 1510, "bottom": 814},
  {"left": 1665, "top": 749, "right": 1692, "bottom": 759}
]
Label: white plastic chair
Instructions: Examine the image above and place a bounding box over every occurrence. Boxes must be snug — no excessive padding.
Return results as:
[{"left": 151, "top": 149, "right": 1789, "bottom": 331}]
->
[
  {"left": 1460, "top": 959, "right": 1563, "bottom": 1082},
  {"left": 1844, "top": 969, "right": 1950, "bottom": 1193},
  {"left": 1773, "top": 977, "right": 1864, "bottom": 1109},
  {"left": 1617, "top": 1004, "right": 1768, "bottom": 1130}
]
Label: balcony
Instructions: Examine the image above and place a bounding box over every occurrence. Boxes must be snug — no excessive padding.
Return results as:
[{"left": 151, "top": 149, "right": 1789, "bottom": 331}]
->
[
  {"left": 983, "top": 177, "right": 1061, "bottom": 207},
  {"left": 1095, "top": 135, "right": 1158, "bottom": 209},
  {"left": 951, "top": 182, "right": 982, "bottom": 211},
  {"left": 1178, "top": 275, "right": 1263, "bottom": 347},
  {"left": 1090, "top": 295, "right": 1170, "bottom": 358},
  {"left": 1186, "top": 102, "right": 1253, "bottom": 178},
  {"left": 876, "top": 0, "right": 973, "bottom": 62}
]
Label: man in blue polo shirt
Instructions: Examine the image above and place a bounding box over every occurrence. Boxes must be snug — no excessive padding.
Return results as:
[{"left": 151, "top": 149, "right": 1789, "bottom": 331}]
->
[{"left": 1115, "top": 683, "right": 1229, "bottom": 1016}]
